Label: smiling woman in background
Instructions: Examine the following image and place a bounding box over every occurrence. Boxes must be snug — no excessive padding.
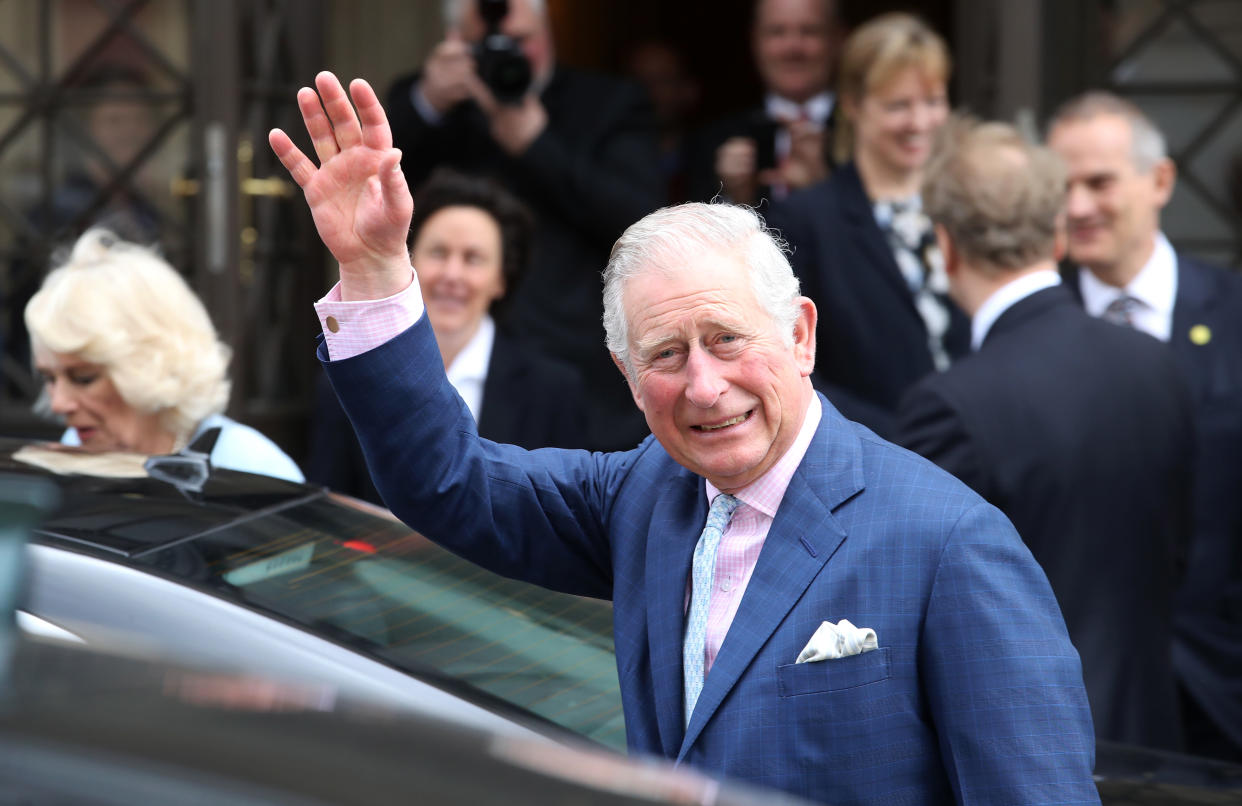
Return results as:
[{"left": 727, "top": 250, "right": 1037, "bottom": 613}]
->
[
  {"left": 24, "top": 228, "right": 303, "bottom": 482},
  {"left": 306, "top": 169, "right": 588, "bottom": 504},
  {"left": 768, "top": 12, "right": 969, "bottom": 436}
]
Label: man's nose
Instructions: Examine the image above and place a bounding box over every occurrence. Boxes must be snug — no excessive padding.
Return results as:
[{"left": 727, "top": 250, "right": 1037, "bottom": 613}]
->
[
  {"left": 1065, "top": 184, "right": 1093, "bottom": 219},
  {"left": 683, "top": 346, "right": 728, "bottom": 408}
]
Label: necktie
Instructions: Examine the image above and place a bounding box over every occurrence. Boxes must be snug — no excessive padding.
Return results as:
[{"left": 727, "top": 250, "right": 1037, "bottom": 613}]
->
[
  {"left": 683, "top": 493, "right": 741, "bottom": 727},
  {"left": 1102, "top": 294, "right": 1141, "bottom": 328},
  {"left": 881, "top": 199, "right": 953, "bottom": 371}
]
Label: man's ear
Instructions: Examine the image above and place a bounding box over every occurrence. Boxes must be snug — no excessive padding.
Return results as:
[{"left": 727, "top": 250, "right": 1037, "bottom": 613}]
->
[
  {"left": 1152, "top": 156, "right": 1176, "bottom": 209},
  {"left": 934, "top": 223, "right": 958, "bottom": 278},
  {"left": 792, "top": 297, "right": 817, "bottom": 377},
  {"left": 611, "top": 352, "right": 645, "bottom": 412}
]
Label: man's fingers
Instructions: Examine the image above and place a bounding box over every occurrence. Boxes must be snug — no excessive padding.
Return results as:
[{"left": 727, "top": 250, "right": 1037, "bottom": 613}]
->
[
  {"left": 378, "top": 148, "right": 412, "bottom": 216},
  {"left": 268, "top": 128, "right": 317, "bottom": 188},
  {"left": 465, "top": 71, "right": 498, "bottom": 117},
  {"left": 297, "top": 87, "right": 338, "bottom": 164},
  {"left": 350, "top": 78, "right": 393, "bottom": 151},
  {"left": 315, "top": 71, "right": 363, "bottom": 149}
]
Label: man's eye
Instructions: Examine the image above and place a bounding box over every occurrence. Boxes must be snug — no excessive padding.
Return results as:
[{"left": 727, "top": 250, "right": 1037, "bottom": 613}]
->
[
  {"left": 69, "top": 374, "right": 98, "bottom": 386},
  {"left": 657, "top": 349, "right": 676, "bottom": 360}
]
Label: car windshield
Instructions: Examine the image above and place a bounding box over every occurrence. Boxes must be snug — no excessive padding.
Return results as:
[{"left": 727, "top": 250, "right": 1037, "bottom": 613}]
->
[{"left": 126, "top": 492, "right": 627, "bottom": 751}]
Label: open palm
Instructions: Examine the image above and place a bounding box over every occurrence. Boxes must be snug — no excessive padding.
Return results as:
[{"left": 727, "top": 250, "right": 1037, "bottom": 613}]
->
[{"left": 269, "top": 72, "right": 413, "bottom": 297}]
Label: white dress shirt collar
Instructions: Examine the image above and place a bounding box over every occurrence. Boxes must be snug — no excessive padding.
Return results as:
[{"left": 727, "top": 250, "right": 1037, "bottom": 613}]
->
[
  {"left": 971, "top": 269, "right": 1062, "bottom": 350},
  {"left": 445, "top": 315, "right": 495, "bottom": 424},
  {"left": 1078, "top": 232, "right": 1178, "bottom": 342},
  {"left": 765, "top": 91, "right": 834, "bottom": 125}
]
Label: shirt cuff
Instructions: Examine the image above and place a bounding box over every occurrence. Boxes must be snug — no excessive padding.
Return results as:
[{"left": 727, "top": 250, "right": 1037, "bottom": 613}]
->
[
  {"left": 411, "top": 82, "right": 443, "bottom": 125},
  {"left": 314, "top": 269, "right": 425, "bottom": 361}
]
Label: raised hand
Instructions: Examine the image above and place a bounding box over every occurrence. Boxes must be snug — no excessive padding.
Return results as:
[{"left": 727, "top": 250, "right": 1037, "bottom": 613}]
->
[{"left": 269, "top": 72, "right": 414, "bottom": 301}]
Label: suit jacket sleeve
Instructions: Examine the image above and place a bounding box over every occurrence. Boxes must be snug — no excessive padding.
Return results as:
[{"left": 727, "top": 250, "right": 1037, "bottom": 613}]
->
[
  {"left": 319, "top": 314, "right": 630, "bottom": 598},
  {"left": 923, "top": 502, "right": 1099, "bottom": 804},
  {"left": 895, "top": 382, "right": 994, "bottom": 502}
]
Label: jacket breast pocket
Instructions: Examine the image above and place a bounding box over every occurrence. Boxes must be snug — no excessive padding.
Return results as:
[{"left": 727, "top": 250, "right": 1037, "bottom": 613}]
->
[{"left": 776, "top": 647, "right": 891, "bottom": 697}]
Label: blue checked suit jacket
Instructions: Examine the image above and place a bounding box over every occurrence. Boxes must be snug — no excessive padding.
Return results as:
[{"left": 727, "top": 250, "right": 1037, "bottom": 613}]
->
[{"left": 321, "top": 315, "right": 1099, "bottom": 806}]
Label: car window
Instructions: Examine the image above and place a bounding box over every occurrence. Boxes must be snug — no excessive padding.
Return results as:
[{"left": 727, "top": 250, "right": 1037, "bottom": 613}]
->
[{"left": 129, "top": 494, "right": 627, "bottom": 752}]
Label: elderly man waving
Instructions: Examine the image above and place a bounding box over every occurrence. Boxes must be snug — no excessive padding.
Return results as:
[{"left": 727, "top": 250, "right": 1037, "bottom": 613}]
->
[{"left": 270, "top": 72, "right": 1098, "bottom": 805}]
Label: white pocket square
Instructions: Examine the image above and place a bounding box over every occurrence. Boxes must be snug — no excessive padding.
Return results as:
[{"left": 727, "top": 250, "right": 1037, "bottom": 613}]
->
[{"left": 795, "top": 619, "right": 879, "bottom": 663}]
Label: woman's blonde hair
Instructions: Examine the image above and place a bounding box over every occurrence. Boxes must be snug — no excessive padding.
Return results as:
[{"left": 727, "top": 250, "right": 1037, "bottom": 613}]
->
[
  {"left": 24, "top": 229, "right": 231, "bottom": 443},
  {"left": 834, "top": 12, "right": 951, "bottom": 163}
]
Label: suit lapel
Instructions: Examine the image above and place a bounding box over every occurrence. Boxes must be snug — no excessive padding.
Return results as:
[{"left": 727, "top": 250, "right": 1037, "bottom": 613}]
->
[
  {"left": 646, "top": 465, "right": 707, "bottom": 758},
  {"left": 1170, "top": 254, "right": 1213, "bottom": 362},
  {"left": 838, "top": 165, "right": 923, "bottom": 319},
  {"left": 678, "top": 399, "right": 861, "bottom": 758}
]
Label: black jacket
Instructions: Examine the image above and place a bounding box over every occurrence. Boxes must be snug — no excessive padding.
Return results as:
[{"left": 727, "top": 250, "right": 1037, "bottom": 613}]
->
[
  {"left": 1064, "top": 256, "right": 1242, "bottom": 757},
  {"left": 896, "top": 284, "right": 1196, "bottom": 750},
  {"left": 767, "top": 162, "right": 970, "bottom": 431}
]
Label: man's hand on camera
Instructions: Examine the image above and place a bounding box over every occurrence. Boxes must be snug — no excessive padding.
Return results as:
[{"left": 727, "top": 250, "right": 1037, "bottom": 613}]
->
[
  {"left": 473, "top": 86, "right": 547, "bottom": 156},
  {"left": 420, "top": 35, "right": 477, "bottom": 115},
  {"left": 716, "top": 137, "right": 760, "bottom": 206}
]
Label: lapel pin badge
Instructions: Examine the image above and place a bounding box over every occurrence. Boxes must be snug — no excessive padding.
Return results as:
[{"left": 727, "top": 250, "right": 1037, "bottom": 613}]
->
[{"left": 1189, "top": 324, "right": 1211, "bottom": 346}]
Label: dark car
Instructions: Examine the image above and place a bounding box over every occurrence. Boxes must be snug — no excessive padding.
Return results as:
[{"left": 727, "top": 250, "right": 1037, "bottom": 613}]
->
[
  {"left": 4, "top": 436, "right": 1242, "bottom": 804},
  {"left": 7, "top": 436, "right": 628, "bottom": 750}
]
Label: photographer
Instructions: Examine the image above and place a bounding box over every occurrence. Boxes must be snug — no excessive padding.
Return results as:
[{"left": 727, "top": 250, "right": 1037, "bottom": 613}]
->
[{"left": 386, "top": 0, "right": 663, "bottom": 451}]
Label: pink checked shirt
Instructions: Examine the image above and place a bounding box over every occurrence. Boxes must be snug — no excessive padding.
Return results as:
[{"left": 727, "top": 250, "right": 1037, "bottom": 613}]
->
[
  {"left": 698, "top": 395, "right": 821, "bottom": 674},
  {"left": 315, "top": 273, "right": 824, "bottom": 676}
]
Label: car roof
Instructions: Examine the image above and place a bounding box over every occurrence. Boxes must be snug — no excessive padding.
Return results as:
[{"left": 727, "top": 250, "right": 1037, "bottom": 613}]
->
[{"left": 0, "top": 436, "right": 318, "bottom": 556}]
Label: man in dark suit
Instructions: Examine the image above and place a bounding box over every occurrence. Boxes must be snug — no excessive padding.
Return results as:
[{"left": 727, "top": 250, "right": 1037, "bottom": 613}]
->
[
  {"left": 272, "top": 72, "right": 1100, "bottom": 805},
  {"left": 386, "top": 0, "right": 662, "bottom": 451},
  {"left": 896, "top": 118, "right": 1196, "bottom": 751},
  {"left": 1048, "top": 92, "right": 1242, "bottom": 762},
  {"left": 687, "top": 0, "right": 842, "bottom": 207}
]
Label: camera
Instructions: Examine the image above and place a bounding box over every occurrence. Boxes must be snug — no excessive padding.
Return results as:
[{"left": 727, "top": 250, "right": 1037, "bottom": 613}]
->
[{"left": 474, "top": 0, "right": 532, "bottom": 104}]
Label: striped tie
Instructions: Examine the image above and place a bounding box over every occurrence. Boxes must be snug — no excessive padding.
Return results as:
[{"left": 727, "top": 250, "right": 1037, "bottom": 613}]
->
[
  {"left": 683, "top": 493, "right": 741, "bottom": 727},
  {"left": 1102, "top": 294, "right": 1141, "bottom": 328}
]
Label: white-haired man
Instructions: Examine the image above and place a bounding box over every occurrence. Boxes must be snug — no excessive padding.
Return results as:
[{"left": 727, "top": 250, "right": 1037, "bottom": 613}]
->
[
  {"left": 386, "top": 0, "right": 663, "bottom": 452},
  {"left": 271, "top": 72, "right": 1099, "bottom": 805},
  {"left": 1048, "top": 92, "right": 1242, "bottom": 762}
]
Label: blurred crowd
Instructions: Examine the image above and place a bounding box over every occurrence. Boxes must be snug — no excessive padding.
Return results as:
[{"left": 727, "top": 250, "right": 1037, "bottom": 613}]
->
[{"left": 14, "top": 0, "right": 1242, "bottom": 767}]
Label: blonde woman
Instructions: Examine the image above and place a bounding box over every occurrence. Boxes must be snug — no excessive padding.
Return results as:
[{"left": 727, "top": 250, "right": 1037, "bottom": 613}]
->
[
  {"left": 769, "top": 13, "right": 969, "bottom": 434},
  {"left": 25, "top": 229, "right": 303, "bottom": 481}
]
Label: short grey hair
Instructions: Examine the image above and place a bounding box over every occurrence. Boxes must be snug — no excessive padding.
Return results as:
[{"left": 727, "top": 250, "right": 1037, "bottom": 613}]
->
[
  {"left": 443, "top": 0, "right": 546, "bottom": 28},
  {"left": 1047, "top": 91, "right": 1167, "bottom": 173},
  {"left": 923, "top": 115, "right": 1066, "bottom": 271},
  {"left": 602, "top": 203, "right": 801, "bottom": 377}
]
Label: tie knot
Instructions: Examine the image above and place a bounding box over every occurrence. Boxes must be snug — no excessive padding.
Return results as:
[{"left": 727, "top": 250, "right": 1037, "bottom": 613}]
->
[
  {"left": 1102, "top": 294, "right": 1142, "bottom": 327},
  {"left": 706, "top": 494, "right": 741, "bottom": 529}
]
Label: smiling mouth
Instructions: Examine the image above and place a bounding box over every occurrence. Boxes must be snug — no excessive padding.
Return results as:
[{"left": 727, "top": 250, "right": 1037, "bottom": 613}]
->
[{"left": 692, "top": 411, "right": 752, "bottom": 432}]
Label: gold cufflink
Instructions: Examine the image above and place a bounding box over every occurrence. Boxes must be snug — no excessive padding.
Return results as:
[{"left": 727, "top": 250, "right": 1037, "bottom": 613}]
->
[{"left": 1189, "top": 324, "right": 1211, "bottom": 346}]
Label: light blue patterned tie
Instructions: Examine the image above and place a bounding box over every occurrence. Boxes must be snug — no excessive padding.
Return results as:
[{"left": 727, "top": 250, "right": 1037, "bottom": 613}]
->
[{"left": 683, "top": 493, "right": 741, "bottom": 727}]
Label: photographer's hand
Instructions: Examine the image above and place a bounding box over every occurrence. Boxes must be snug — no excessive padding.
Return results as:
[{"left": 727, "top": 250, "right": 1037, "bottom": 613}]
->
[
  {"left": 776, "top": 119, "right": 827, "bottom": 191},
  {"left": 420, "top": 33, "right": 476, "bottom": 115},
  {"left": 472, "top": 83, "right": 548, "bottom": 157},
  {"left": 715, "top": 137, "right": 760, "bottom": 206},
  {"left": 269, "top": 72, "right": 413, "bottom": 302}
]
